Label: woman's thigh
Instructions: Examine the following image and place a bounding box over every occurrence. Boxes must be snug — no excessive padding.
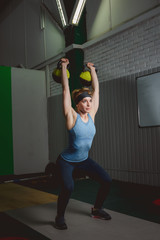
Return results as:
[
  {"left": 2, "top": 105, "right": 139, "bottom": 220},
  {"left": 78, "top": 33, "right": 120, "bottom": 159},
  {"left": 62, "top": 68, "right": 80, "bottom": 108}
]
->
[
  {"left": 57, "top": 156, "right": 75, "bottom": 191},
  {"left": 76, "top": 157, "right": 112, "bottom": 183}
]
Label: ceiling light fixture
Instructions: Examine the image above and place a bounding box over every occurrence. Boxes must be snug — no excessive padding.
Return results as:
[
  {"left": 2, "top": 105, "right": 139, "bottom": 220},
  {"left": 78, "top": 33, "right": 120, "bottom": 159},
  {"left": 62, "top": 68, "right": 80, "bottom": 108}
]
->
[
  {"left": 55, "top": 0, "right": 68, "bottom": 27},
  {"left": 70, "top": 0, "right": 86, "bottom": 26}
]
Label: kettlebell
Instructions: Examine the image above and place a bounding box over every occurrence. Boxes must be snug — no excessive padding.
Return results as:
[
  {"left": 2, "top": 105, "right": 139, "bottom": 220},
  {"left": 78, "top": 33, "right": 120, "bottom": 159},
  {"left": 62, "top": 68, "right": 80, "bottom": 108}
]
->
[
  {"left": 80, "top": 64, "right": 98, "bottom": 86},
  {"left": 52, "top": 60, "right": 70, "bottom": 83}
]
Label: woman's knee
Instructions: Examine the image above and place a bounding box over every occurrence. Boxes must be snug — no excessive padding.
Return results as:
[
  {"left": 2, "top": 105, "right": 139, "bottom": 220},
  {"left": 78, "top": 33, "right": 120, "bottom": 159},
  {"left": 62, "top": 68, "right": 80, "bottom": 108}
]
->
[
  {"left": 63, "top": 181, "right": 74, "bottom": 193},
  {"left": 100, "top": 173, "right": 112, "bottom": 187},
  {"left": 106, "top": 174, "right": 112, "bottom": 183},
  {"left": 99, "top": 170, "right": 112, "bottom": 184}
]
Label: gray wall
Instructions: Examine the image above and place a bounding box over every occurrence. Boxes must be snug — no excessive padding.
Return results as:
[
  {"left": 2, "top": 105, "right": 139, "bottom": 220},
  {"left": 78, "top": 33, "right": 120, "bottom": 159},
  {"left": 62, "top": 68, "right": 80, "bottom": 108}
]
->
[
  {"left": 48, "top": 68, "right": 160, "bottom": 186},
  {"left": 0, "top": 0, "right": 65, "bottom": 68},
  {"left": 90, "top": 68, "right": 160, "bottom": 186},
  {"left": 86, "top": 0, "right": 160, "bottom": 40},
  {"left": 85, "top": 12, "right": 160, "bottom": 186},
  {"left": 47, "top": 95, "right": 68, "bottom": 162},
  {"left": 11, "top": 67, "right": 49, "bottom": 174},
  {"left": 47, "top": 11, "right": 160, "bottom": 186}
]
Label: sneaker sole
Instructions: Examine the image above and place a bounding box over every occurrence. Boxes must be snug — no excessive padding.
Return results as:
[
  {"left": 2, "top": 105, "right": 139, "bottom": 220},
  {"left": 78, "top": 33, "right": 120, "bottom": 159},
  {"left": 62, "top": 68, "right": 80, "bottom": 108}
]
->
[
  {"left": 91, "top": 214, "right": 111, "bottom": 220},
  {"left": 54, "top": 222, "right": 68, "bottom": 230}
]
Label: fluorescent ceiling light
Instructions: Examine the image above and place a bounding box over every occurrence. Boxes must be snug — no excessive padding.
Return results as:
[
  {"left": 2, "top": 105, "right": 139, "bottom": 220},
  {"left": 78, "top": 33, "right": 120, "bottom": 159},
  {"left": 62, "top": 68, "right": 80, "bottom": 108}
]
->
[
  {"left": 70, "top": 0, "right": 86, "bottom": 25},
  {"left": 55, "top": 0, "right": 68, "bottom": 27}
]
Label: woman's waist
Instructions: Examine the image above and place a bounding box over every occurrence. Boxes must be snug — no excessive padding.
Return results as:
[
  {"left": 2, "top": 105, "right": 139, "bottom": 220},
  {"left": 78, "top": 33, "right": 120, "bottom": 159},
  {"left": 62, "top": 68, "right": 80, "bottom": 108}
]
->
[{"left": 61, "top": 148, "right": 89, "bottom": 162}]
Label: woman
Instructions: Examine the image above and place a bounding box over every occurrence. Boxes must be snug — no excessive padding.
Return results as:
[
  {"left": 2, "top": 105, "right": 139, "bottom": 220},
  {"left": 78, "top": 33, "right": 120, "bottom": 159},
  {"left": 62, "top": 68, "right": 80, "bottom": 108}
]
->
[{"left": 55, "top": 58, "right": 112, "bottom": 230}]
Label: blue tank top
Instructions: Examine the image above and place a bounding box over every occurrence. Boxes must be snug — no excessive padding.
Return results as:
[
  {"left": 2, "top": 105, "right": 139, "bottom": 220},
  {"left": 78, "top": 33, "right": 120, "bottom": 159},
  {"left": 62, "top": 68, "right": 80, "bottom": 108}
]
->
[{"left": 61, "top": 113, "right": 96, "bottom": 162}]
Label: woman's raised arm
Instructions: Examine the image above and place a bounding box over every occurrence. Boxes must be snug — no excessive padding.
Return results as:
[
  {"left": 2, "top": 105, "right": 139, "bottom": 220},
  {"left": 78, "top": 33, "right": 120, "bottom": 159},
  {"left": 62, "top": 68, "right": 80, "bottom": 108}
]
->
[
  {"left": 61, "top": 58, "right": 72, "bottom": 117},
  {"left": 87, "top": 62, "right": 99, "bottom": 116}
]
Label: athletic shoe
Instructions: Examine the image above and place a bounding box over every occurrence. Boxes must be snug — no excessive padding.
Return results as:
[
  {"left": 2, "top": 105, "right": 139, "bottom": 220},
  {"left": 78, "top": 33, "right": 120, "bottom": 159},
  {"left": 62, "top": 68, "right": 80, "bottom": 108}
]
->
[
  {"left": 54, "top": 216, "right": 67, "bottom": 230},
  {"left": 91, "top": 208, "right": 111, "bottom": 220}
]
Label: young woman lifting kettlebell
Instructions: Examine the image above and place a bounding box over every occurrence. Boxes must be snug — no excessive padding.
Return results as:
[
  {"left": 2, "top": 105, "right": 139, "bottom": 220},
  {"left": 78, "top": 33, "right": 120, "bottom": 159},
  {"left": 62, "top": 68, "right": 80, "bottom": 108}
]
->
[{"left": 54, "top": 58, "right": 112, "bottom": 230}]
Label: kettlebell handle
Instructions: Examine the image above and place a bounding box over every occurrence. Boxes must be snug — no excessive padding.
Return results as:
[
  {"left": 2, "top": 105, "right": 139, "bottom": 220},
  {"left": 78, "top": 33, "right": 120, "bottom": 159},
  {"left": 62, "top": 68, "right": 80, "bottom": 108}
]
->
[
  {"left": 57, "top": 60, "right": 70, "bottom": 69},
  {"left": 84, "top": 63, "right": 98, "bottom": 73}
]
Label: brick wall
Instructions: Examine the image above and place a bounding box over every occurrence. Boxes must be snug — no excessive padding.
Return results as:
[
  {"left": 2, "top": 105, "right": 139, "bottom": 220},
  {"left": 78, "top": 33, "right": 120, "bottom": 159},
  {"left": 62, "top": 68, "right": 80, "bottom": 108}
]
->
[{"left": 84, "top": 14, "right": 160, "bottom": 82}]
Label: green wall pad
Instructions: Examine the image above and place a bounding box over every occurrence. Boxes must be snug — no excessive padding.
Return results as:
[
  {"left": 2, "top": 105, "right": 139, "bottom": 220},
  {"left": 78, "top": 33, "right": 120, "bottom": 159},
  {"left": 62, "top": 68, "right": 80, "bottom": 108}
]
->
[{"left": 0, "top": 66, "right": 14, "bottom": 175}]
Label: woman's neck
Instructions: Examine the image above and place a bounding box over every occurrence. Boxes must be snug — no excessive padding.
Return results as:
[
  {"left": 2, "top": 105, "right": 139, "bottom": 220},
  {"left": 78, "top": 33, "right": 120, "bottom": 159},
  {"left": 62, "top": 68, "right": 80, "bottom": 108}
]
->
[{"left": 78, "top": 111, "right": 89, "bottom": 122}]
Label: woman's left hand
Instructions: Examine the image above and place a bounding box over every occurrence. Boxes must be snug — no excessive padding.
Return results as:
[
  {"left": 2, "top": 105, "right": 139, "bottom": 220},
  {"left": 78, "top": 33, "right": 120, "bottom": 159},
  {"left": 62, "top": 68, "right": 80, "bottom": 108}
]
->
[{"left": 87, "top": 62, "right": 96, "bottom": 71}]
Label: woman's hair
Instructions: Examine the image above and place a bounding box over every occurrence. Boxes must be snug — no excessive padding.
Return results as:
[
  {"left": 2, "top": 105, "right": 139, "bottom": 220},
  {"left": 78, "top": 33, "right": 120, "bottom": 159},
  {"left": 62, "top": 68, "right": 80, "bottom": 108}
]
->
[{"left": 72, "top": 87, "right": 92, "bottom": 104}]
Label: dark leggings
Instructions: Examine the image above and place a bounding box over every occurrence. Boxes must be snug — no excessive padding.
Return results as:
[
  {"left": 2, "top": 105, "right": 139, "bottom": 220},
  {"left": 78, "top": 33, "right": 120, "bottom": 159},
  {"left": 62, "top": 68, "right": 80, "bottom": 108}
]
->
[{"left": 56, "top": 155, "right": 112, "bottom": 218}]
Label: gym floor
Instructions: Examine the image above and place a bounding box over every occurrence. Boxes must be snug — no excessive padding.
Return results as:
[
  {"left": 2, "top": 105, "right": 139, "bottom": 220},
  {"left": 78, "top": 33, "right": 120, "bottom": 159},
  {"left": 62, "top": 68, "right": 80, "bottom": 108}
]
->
[
  {"left": 0, "top": 176, "right": 160, "bottom": 240},
  {"left": 18, "top": 177, "right": 160, "bottom": 223}
]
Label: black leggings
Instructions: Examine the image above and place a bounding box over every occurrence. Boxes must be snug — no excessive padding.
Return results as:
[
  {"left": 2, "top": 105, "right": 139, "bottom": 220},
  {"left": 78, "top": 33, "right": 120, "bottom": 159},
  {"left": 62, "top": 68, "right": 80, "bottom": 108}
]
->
[{"left": 56, "top": 156, "right": 112, "bottom": 218}]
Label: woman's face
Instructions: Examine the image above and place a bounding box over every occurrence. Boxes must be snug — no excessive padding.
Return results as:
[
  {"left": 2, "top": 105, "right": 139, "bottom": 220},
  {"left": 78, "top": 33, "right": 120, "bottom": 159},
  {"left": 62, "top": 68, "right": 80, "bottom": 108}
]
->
[{"left": 77, "top": 97, "right": 92, "bottom": 113}]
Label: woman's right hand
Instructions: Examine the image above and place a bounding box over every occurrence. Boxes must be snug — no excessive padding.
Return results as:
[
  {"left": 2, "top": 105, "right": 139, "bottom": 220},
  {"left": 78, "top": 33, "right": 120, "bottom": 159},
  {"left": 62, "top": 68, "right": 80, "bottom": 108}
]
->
[{"left": 61, "top": 58, "right": 69, "bottom": 68}]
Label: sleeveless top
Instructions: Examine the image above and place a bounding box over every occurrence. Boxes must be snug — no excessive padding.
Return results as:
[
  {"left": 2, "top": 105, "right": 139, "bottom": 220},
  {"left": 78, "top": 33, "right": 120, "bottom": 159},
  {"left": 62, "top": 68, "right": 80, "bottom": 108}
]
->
[{"left": 61, "top": 113, "right": 96, "bottom": 162}]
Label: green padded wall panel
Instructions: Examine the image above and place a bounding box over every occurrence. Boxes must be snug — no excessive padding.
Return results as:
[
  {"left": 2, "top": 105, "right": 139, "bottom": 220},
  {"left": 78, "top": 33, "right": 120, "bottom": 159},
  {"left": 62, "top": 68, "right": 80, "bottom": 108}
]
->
[{"left": 0, "top": 66, "right": 14, "bottom": 175}]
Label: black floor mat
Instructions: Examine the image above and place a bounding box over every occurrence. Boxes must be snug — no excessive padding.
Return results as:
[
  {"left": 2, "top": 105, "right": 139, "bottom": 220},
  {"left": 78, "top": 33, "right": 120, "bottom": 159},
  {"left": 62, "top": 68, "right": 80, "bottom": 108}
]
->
[{"left": 0, "top": 212, "right": 50, "bottom": 240}]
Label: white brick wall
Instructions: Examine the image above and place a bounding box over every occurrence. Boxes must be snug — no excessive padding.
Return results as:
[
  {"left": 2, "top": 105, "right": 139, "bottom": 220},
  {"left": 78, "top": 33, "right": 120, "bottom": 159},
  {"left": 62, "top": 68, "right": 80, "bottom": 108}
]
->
[
  {"left": 49, "top": 14, "right": 160, "bottom": 96},
  {"left": 84, "top": 14, "right": 160, "bottom": 82}
]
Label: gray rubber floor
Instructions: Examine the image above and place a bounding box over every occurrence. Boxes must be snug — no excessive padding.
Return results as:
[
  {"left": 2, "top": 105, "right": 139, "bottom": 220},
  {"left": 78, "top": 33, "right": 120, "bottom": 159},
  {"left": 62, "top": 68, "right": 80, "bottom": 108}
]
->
[{"left": 7, "top": 199, "right": 160, "bottom": 240}]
